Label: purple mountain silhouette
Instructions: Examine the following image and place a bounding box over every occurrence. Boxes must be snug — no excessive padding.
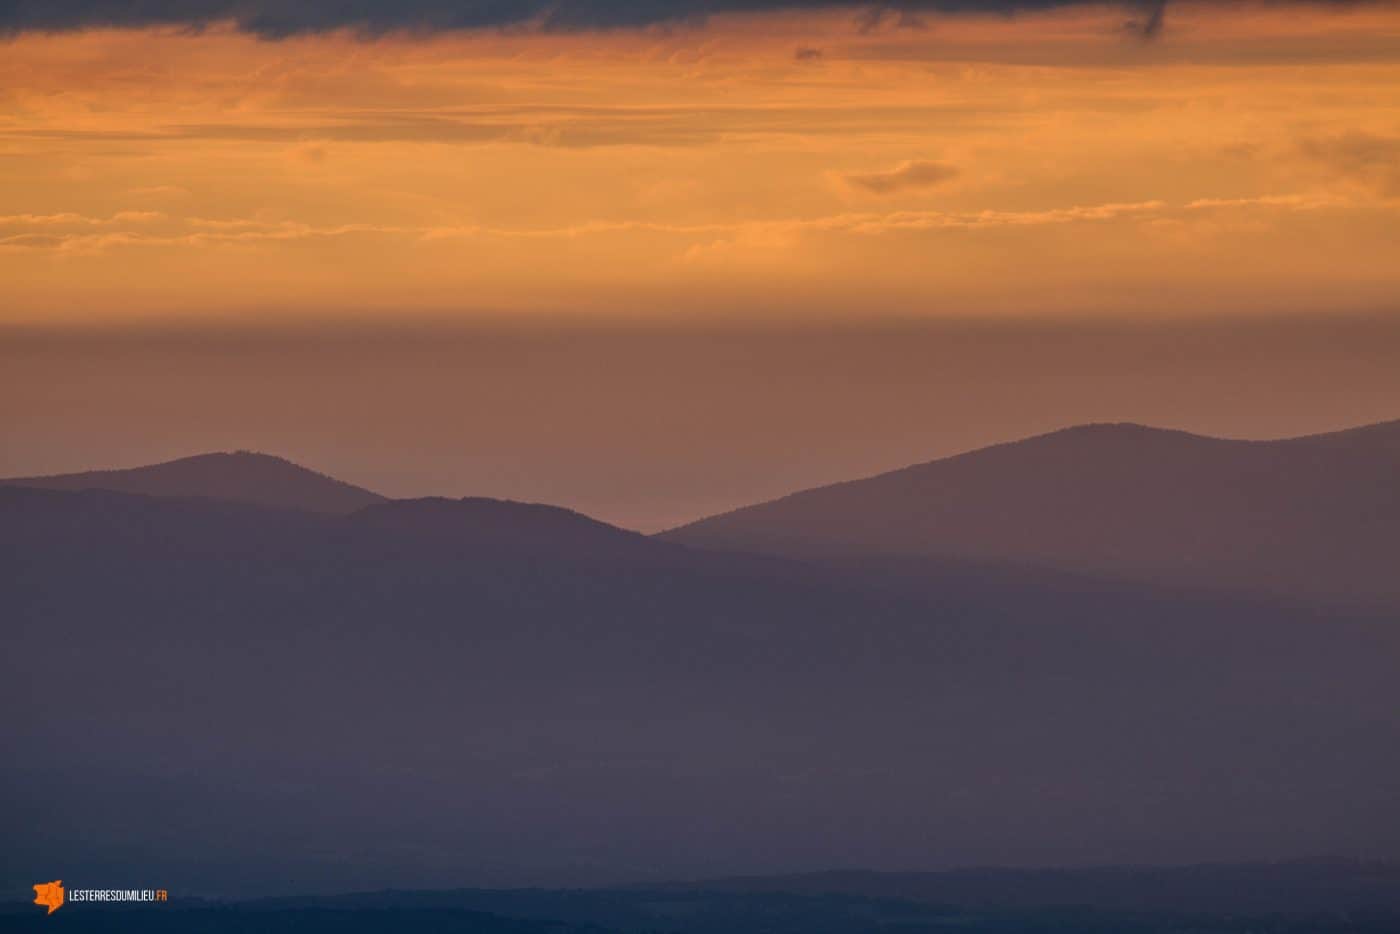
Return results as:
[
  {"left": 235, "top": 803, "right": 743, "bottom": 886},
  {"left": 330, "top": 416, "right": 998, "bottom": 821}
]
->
[
  {"left": 661, "top": 419, "right": 1400, "bottom": 609},
  {"left": 0, "top": 450, "right": 385, "bottom": 515}
]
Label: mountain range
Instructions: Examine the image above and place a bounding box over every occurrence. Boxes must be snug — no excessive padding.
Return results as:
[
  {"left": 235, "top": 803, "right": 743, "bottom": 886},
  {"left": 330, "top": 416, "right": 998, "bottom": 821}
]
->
[{"left": 2, "top": 421, "right": 1398, "bottom": 896}]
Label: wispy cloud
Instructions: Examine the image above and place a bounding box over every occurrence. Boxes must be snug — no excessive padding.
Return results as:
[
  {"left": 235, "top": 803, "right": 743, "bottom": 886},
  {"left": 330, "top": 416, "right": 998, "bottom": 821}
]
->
[
  {"left": 0, "top": 1, "right": 1180, "bottom": 38},
  {"left": 1185, "top": 194, "right": 1337, "bottom": 211},
  {"left": 0, "top": 1, "right": 1375, "bottom": 40},
  {"left": 1298, "top": 132, "right": 1400, "bottom": 197},
  {"left": 0, "top": 104, "right": 1004, "bottom": 151},
  {"left": 0, "top": 211, "right": 164, "bottom": 226},
  {"left": 838, "top": 160, "right": 959, "bottom": 195},
  {"left": 2, "top": 197, "right": 1323, "bottom": 255}
]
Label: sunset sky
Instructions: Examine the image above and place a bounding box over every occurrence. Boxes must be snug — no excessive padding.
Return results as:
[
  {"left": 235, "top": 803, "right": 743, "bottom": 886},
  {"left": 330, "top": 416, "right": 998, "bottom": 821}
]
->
[{"left": 3, "top": 1, "right": 1399, "bottom": 527}]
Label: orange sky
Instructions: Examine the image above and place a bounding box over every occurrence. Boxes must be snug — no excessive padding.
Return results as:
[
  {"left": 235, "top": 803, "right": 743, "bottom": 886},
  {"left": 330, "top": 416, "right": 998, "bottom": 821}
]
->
[
  {"left": 4, "top": 2, "right": 1400, "bottom": 528},
  {"left": 3, "top": 1, "right": 1399, "bottom": 324}
]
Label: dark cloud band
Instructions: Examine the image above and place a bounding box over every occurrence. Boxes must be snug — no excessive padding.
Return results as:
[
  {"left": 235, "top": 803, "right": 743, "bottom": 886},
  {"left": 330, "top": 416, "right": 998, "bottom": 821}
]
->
[
  {"left": 0, "top": 1, "right": 1178, "bottom": 37},
  {"left": 0, "top": 1, "right": 1379, "bottom": 38}
]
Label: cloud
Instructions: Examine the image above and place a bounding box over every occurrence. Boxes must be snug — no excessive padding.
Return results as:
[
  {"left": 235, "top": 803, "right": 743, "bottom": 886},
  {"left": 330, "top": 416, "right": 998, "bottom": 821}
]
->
[
  {"left": 1185, "top": 194, "right": 1335, "bottom": 211},
  {"left": 794, "top": 46, "right": 824, "bottom": 61},
  {"left": 840, "top": 160, "right": 959, "bottom": 194},
  {"left": 0, "top": 197, "right": 1170, "bottom": 254},
  {"left": 6, "top": 193, "right": 1386, "bottom": 256},
  {"left": 0, "top": 103, "right": 1003, "bottom": 150},
  {"left": 1298, "top": 132, "right": 1400, "bottom": 197},
  {"left": 289, "top": 141, "right": 329, "bottom": 164},
  {"left": 0, "top": 210, "right": 164, "bottom": 227},
  {"left": 0, "top": 233, "right": 69, "bottom": 249},
  {"left": 0, "top": 1, "right": 1355, "bottom": 39},
  {"left": 127, "top": 185, "right": 192, "bottom": 198},
  {"left": 1122, "top": 0, "right": 1166, "bottom": 38}
]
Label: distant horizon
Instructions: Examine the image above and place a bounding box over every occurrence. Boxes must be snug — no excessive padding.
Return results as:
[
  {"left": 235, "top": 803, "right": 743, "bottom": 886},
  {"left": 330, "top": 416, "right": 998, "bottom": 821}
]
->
[{"left": 5, "top": 856, "right": 1397, "bottom": 905}]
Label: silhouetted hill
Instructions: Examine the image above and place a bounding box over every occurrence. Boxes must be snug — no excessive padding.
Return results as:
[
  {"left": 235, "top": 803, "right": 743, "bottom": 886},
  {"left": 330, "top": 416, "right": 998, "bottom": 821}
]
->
[
  {"left": 3, "top": 484, "right": 1398, "bottom": 895},
  {"left": 0, "top": 451, "right": 384, "bottom": 515},
  {"left": 662, "top": 419, "right": 1400, "bottom": 609}
]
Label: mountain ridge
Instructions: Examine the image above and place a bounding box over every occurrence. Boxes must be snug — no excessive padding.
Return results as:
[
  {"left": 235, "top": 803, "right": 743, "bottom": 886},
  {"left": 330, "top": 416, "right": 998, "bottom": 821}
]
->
[
  {"left": 662, "top": 418, "right": 1400, "bottom": 533},
  {"left": 0, "top": 450, "right": 385, "bottom": 515},
  {"left": 659, "top": 417, "right": 1400, "bottom": 609}
]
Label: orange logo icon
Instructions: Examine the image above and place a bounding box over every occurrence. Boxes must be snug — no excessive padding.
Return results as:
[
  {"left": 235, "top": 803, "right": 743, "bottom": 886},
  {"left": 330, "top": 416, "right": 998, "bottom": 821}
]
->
[{"left": 33, "top": 880, "right": 64, "bottom": 914}]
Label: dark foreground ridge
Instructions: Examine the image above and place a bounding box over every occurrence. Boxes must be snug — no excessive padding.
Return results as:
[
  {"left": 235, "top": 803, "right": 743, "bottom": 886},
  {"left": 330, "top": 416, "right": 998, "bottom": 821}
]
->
[{"left": 3, "top": 863, "right": 1400, "bottom": 933}]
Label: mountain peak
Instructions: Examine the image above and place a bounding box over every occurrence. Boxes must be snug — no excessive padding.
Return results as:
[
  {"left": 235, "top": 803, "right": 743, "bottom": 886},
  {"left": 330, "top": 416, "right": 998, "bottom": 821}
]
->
[
  {"left": 1012, "top": 421, "right": 1219, "bottom": 448},
  {"left": 0, "top": 451, "right": 385, "bottom": 515},
  {"left": 1044, "top": 421, "right": 1187, "bottom": 437}
]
